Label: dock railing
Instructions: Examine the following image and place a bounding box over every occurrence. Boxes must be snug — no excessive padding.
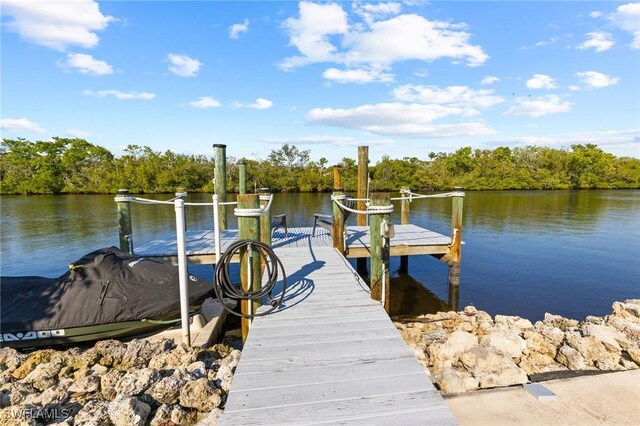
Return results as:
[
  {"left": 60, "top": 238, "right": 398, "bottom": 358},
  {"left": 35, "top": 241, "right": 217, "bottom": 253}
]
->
[{"left": 114, "top": 190, "right": 274, "bottom": 346}]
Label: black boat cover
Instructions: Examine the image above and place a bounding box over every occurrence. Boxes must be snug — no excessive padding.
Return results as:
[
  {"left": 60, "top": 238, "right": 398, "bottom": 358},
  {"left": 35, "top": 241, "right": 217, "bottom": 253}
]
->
[{"left": 1, "top": 247, "right": 213, "bottom": 332}]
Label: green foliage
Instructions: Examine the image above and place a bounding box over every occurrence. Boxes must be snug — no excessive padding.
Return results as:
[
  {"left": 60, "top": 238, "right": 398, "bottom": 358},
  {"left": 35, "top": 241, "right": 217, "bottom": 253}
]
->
[{"left": 1, "top": 138, "right": 639, "bottom": 195}]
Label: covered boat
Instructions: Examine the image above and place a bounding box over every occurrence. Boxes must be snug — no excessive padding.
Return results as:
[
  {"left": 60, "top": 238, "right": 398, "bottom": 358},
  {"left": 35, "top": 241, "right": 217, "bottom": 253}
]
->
[{"left": 1, "top": 247, "right": 213, "bottom": 349}]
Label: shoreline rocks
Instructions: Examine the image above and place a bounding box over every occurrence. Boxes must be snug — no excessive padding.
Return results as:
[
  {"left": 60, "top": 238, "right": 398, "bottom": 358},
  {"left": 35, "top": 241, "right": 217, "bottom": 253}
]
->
[
  {"left": 395, "top": 299, "right": 640, "bottom": 394},
  {"left": 0, "top": 337, "right": 242, "bottom": 425}
]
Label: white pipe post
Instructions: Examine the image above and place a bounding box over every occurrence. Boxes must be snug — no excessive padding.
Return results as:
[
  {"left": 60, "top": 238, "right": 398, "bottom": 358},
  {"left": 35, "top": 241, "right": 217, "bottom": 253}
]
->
[
  {"left": 174, "top": 198, "right": 191, "bottom": 346},
  {"left": 213, "top": 194, "right": 221, "bottom": 263},
  {"left": 247, "top": 242, "right": 253, "bottom": 321}
]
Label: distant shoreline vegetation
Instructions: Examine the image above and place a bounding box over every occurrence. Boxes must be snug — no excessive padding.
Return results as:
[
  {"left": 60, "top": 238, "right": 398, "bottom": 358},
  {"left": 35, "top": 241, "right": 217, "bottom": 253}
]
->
[{"left": 1, "top": 138, "right": 639, "bottom": 195}]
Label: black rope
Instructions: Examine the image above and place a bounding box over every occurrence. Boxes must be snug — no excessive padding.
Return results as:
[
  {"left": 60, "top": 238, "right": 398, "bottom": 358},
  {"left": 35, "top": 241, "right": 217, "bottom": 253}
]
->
[{"left": 213, "top": 239, "right": 287, "bottom": 318}]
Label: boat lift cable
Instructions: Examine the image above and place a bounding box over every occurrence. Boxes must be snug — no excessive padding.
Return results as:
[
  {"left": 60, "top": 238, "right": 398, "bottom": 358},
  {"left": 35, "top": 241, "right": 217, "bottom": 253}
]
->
[{"left": 213, "top": 239, "right": 287, "bottom": 319}]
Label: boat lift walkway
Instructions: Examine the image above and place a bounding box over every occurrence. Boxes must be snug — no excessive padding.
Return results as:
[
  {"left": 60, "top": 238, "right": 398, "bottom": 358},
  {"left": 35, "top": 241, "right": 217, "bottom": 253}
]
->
[{"left": 219, "top": 242, "right": 457, "bottom": 425}]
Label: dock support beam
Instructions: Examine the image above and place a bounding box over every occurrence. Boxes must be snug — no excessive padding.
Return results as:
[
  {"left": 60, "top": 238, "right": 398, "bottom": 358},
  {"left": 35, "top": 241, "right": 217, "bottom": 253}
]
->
[
  {"left": 238, "top": 160, "right": 247, "bottom": 195},
  {"left": 448, "top": 187, "right": 464, "bottom": 287},
  {"left": 259, "top": 191, "right": 272, "bottom": 247},
  {"left": 332, "top": 165, "right": 342, "bottom": 190},
  {"left": 213, "top": 144, "right": 227, "bottom": 230},
  {"left": 332, "top": 190, "right": 346, "bottom": 254},
  {"left": 370, "top": 193, "right": 391, "bottom": 313},
  {"left": 357, "top": 146, "right": 368, "bottom": 226},
  {"left": 399, "top": 187, "right": 410, "bottom": 273},
  {"left": 238, "top": 194, "right": 261, "bottom": 342},
  {"left": 116, "top": 189, "right": 133, "bottom": 253}
]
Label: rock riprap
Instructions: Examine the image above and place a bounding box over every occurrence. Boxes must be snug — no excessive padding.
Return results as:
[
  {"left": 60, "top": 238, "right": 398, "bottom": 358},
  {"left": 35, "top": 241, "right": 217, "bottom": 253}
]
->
[
  {"left": 0, "top": 338, "right": 241, "bottom": 425},
  {"left": 395, "top": 299, "right": 640, "bottom": 394}
]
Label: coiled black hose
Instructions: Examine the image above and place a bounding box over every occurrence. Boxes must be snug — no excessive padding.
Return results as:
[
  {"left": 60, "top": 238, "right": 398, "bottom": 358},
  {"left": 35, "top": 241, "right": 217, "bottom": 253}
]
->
[{"left": 213, "top": 239, "right": 286, "bottom": 318}]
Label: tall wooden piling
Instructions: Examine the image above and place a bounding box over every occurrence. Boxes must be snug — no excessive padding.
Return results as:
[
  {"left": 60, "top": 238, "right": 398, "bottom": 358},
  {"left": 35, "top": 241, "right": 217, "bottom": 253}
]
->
[
  {"left": 399, "top": 187, "right": 410, "bottom": 273},
  {"left": 357, "top": 146, "right": 368, "bottom": 226},
  {"left": 116, "top": 189, "right": 133, "bottom": 253},
  {"left": 259, "top": 192, "right": 272, "bottom": 247},
  {"left": 238, "top": 194, "right": 261, "bottom": 341},
  {"left": 238, "top": 160, "right": 247, "bottom": 195},
  {"left": 448, "top": 187, "right": 464, "bottom": 287},
  {"left": 369, "top": 193, "right": 391, "bottom": 313},
  {"left": 332, "top": 191, "right": 346, "bottom": 253},
  {"left": 213, "top": 144, "right": 227, "bottom": 230},
  {"left": 332, "top": 165, "right": 342, "bottom": 190}
]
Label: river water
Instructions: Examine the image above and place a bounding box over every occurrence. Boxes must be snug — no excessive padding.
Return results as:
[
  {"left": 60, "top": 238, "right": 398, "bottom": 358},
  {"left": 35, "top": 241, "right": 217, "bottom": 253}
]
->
[{"left": 1, "top": 190, "right": 638, "bottom": 321}]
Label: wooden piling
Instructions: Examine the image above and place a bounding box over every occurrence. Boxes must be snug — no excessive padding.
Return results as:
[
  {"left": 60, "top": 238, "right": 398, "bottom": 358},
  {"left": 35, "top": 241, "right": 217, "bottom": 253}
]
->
[
  {"left": 213, "top": 144, "right": 227, "bottom": 230},
  {"left": 116, "top": 189, "right": 133, "bottom": 253},
  {"left": 369, "top": 193, "right": 390, "bottom": 313},
  {"left": 259, "top": 192, "right": 272, "bottom": 247},
  {"left": 332, "top": 191, "right": 346, "bottom": 253},
  {"left": 238, "top": 160, "right": 247, "bottom": 195},
  {"left": 238, "top": 194, "right": 261, "bottom": 342},
  {"left": 448, "top": 187, "right": 464, "bottom": 287},
  {"left": 357, "top": 146, "right": 368, "bottom": 226},
  {"left": 332, "top": 165, "right": 342, "bottom": 190},
  {"left": 399, "top": 187, "right": 410, "bottom": 273},
  {"left": 448, "top": 283, "right": 460, "bottom": 311}
]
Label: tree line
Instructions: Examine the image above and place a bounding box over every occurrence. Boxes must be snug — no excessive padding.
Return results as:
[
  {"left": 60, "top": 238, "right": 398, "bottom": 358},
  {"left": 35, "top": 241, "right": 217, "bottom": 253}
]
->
[{"left": 1, "top": 137, "right": 639, "bottom": 195}]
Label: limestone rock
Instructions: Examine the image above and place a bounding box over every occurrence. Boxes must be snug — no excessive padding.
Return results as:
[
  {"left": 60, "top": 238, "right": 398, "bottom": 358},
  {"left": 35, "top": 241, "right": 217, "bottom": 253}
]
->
[
  {"left": 11, "top": 350, "right": 54, "bottom": 380},
  {"left": 149, "top": 344, "right": 198, "bottom": 370},
  {"left": 0, "top": 404, "right": 38, "bottom": 426},
  {"left": 108, "top": 395, "right": 151, "bottom": 426},
  {"left": 605, "top": 316, "right": 640, "bottom": 347},
  {"left": 565, "top": 333, "right": 608, "bottom": 366},
  {"left": 583, "top": 325, "right": 628, "bottom": 352},
  {"left": 437, "top": 331, "right": 478, "bottom": 361},
  {"left": 119, "top": 340, "right": 157, "bottom": 370},
  {"left": 434, "top": 367, "right": 478, "bottom": 394},
  {"left": 0, "top": 348, "right": 23, "bottom": 373},
  {"left": 420, "top": 327, "right": 449, "bottom": 346},
  {"left": 557, "top": 345, "right": 586, "bottom": 370},
  {"left": 186, "top": 361, "right": 207, "bottom": 379},
  {"left": 69, "top": 349, "right": 101, "bottom": 371},
  {"left": 197, "top": 408, "right": 223, "bottom": 426},
  {"left": 21, "top": 361, "right": 63, "bottom": 391},
  {"left": 68, "top": 374, "right": 101, "bottom": 395},
  {"left": 101, "top": 369, "right": 126, "bottom": 400},
  {"left": 518, "top": 352, "right": 565, "bottom": 375},
  {"left": 149, "top": 404, "right": 172, "bottom": 426},
  {"left": 214, "top": 365, "right": 234, "bottom": 392},
  {"left": 536, "top": 324, "right": 565, "bottom": 347},
  {"left": 463, "top": 305, "right": 477, "bottom": 315},
  {"left": 74, "top": 398, "right": 110, "bottom": 425},
  {"left": 480, "top": 329, "right": 526, "bottom": 359},
  {"left": 543, "top": 313, "right": 579, "bottom": 331},
  {"left": 150, "top": 376, "right": 184, "bottom": 405},
  {"left": 612, "top": 300, "right": 640, "bottom": 323},
  {"left": 495, "top": 315, "right": 533, "bottom": 331},
  {"left": 94, "top": 339, "right": 127, "bottom": 368},
  {"left": 218, "top": 349, "right": 241, "bottom": 370},
  {"left": 179, "top": 378, "right": 221, "bottom": 412},
  {"left": 39, "top": 379, "right": 73, "bottom": 407},
  {"left": 460, "top": 346, "right": 528, "bottom": 388},
  {"left": 522, "top": 331, "right": 558, "bottom": 357},
  {"left": 0, "top": 382, "right": 36, "bottom": 407},
  {"left": 115, "top": 368, "right": 160, "bottom": 396},
  {"left": 627, "top": 347, "right": 640, "bottom": 365}
]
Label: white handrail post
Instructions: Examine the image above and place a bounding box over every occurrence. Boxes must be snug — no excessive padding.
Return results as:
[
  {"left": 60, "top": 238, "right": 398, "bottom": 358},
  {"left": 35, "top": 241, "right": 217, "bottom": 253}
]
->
[
  {"left": 174, "top": 198, "right": 191, "bottom": 346},
  {"left": 213, "top": 194, "right": 221, "bottom": 263}
]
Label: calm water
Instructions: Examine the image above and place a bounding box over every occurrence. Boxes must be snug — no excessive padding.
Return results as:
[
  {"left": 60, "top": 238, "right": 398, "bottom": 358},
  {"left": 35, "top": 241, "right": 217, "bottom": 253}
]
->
[{"left": 1, "top": 191, "right": 638, "bottom": 321}]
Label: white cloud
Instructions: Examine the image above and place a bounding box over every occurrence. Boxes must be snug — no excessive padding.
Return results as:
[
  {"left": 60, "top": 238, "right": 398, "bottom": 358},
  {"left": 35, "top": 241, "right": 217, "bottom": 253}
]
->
[
  {"left": 229, "top": 19, "right": 249, "bottom": 39},
  {"left": 82, "top": 90, "right": 155, "bottom": 100},
  {"left": 67, "top": 129, "right": 90, "bottom": 138},
  {"left": 1, "top": 0, "right": 114, "bottom": 50},
  {"left": 525, "top": 74, "right": 558, "bottom": 90},
  {"left": 322, "top": 67, "right": 394, "bottom": 84},
  {"left": 0, "top": 118, "right": 46, "bottom": 133},
  {"left": 590, "top": 11, "right": 603, "bottom": 18},
  {"left": 610, "top": 3, "right": 640, "bottom": 49},
  {"left": 263, "top": 135, "right": 394, "bottom": 146},
  {"left": 280, "top": 2, "right": 488, "bottom": 72},
  {"left": 504, "top": 95, "right": 572, "bottom": 118},
  {"left": 234, "top": 98, "right": 274, "bottom": 110},
  {"left": 353, "top": 1, "right": 402, "bottom": 24},
  {"left": 518, "top": 36, "right": 559, "bottom": 50},
  {"left": 167, "top": 54, "right": 202, "bottom": 77},
  {"left": 576, "top": 71, "right": 620, "bottom": 88},
  {"left": 188, "top": 97, "right": 221, "bottom": 109},
  {"left": 392, "top": 84, "right": 504, "bottom": 108},
  {"left": 481, "top": 76, "right": 500, "bottom": 85},
  {"left": 59, "top": 53, "right": 113, "bottom": 75},
  {"left": 578, "top": 32, "right": 614, "bottom": 52},
  {"left": 306, "top": 102, "right": 496, "bottom": 137}
]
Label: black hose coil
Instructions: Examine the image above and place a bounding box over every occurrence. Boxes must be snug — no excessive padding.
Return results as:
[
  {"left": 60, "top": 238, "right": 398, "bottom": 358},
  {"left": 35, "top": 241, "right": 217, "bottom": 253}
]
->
[{"left": 213, "top": 239, "right": 286, "bottom": 318}]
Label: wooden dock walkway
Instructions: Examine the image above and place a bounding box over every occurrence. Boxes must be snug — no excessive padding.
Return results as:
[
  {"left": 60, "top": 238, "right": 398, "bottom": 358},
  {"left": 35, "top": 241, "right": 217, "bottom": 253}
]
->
[
  {"left": 135, "top": 225, "right": 453, "bottom": 264},
  {"left": 219, "top": 244, "right": 457, "bottom": 425}
]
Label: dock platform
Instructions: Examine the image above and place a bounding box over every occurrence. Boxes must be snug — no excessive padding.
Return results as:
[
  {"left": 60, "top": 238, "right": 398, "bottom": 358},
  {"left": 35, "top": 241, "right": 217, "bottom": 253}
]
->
[
  {"left": 135, "top": 224, "right": 453, "bottom": 264},
  {"left": 219, "top": 244, "right": 457, "bottom": 425}
]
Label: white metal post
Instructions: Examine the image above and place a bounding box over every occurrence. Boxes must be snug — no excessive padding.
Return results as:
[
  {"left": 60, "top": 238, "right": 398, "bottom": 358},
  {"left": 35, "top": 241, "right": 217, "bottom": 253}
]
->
[
  {"left": 213, "top": 194, "right": 221, "bottom": 263},
  {"left": 174, "top": 198, "right": 191, "bottom": 346}
]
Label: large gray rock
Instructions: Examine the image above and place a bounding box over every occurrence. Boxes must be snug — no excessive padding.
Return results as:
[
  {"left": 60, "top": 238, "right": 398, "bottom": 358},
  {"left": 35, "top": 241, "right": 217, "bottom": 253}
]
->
[
  {"left": 218, "top": 349, "right": 241, "bottom": 370},
  {"left": 179, "top": 378, "right": 222, "bottom": 412},
  {"left": 68, "top": 374, "right": 101, "bottom": 395},
  {"left": 214, "top": 365, "right": 234, "bottom": 392},
  {"left": 74, "top": 398, "right": 111, "bottom": 425},
  {"left": 21, "top": 361, "right": 63, "bottom": 391},
  {"left": 94, "top": 340, "right": 127, "bottom": 368},
  {"left": 120, "top": 340, "right": 157, "bottom": 369},
  {"left": 114, "top": 368, "right": 160, "bottom": 396},
  {"left": 460, "top": 346, "right": 528, "bottom": 388},
  {"left": 480, "top": 328, "right": 526, "bottom": 359},
  {"left": 187, "top": 361, "right": 207, "bottom": 379},
  {"left": 108, "top": 395, "right": 151, "bottom": 426},
  {"left": 437, "top": 331, "right": 478, "bottom": 361},
  {"left": 419, "top": 327, "right": 449, "bottom": 346}
]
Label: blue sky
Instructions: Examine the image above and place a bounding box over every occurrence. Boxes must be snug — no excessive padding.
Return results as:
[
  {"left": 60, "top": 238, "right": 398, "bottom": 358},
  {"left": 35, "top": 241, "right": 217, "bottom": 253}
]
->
[{"left": 1, "top": 0, "right": 639, "bottom": 163}]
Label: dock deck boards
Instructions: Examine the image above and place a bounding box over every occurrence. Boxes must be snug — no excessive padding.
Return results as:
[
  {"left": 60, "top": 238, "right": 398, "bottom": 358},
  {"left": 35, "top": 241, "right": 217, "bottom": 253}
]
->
[
  {"left": 219, "top": 244, "right": 457, "bottom": 425},
  {"left": 134, "top": 225, "right": 452, "bottom": 263}
]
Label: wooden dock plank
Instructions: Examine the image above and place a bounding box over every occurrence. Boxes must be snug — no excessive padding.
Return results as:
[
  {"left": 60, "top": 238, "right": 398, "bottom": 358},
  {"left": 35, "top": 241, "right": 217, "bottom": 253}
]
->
[{"left": 220, "top": 245, "right": 456, "bottom": 425}]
